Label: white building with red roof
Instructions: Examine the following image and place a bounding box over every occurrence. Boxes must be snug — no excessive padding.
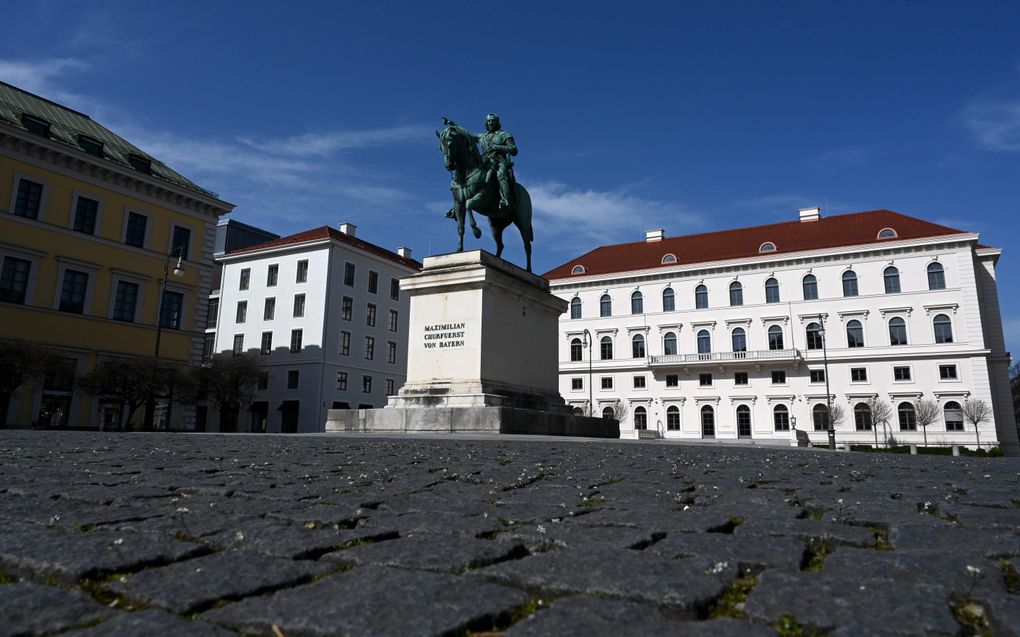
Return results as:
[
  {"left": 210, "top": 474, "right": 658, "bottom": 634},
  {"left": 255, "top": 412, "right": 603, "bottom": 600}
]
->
[{"left": 545, "top": 207, "right": 1019, "bottom": 453}]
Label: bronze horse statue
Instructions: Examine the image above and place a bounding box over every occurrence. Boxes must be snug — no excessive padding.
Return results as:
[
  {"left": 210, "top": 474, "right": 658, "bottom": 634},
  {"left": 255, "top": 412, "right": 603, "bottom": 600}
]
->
[{"left": 437, "top": 123, "right": 533, "bottom": 271}]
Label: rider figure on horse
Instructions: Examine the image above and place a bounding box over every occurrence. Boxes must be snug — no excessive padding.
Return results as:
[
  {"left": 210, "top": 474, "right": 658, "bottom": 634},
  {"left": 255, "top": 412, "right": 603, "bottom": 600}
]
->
[{"left": 445, "top": 113, "right": 518, "bottom": 210}]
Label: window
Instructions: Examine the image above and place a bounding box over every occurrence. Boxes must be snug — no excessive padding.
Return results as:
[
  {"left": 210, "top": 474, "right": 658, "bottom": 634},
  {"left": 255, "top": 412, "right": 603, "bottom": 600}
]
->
[
  {"left": 364, "top": 336, "right": 375, "bottom": 360},
  {"left": 600, "top": 294, "right": 612, "bottom": 317},
  {"left": 128, "top": 154, "right": 151, "bottom": 174},
  {"left": 842, "top": 270, "right": 859, "bottom": 297},
  {"left": 601, "top": 377, "right": 613, "bottom": 390},
  {"left": 600, "top": 336, "right": 613, "bottom": 360},
  {"left": 846, "top": 320, "right": 865, "bottom": 348},
  {"left": 699, "top": 372, "right": 713, "bottom": 387},
  {"left": 939, "top": 364, "right": 958, "bottom": 380},
  {"left": 810, "top": 369, "right": 825, "bottom": 383},
  {"left": 72, "top": 196, "right": 98, "bottom": 234},
  {"left": 207, "top": 298, "right": 219, "bottom": 328},
  {"left": 850, "top": 367, "right": 868, "bottom": 382},
  {"left": 734, "top": 371, "right": 749, "bottom": 385},
  {"left": 267, "top": 264, "right": 279, "bottom": 287},
  {"left": 112, "top": 281, "right": 138, "bottom": 322},
  {"left": 239, "top": 268, "right": 250, "bottom": 291},
  {"left": 340, "top": 331, "right": 351, "bottom": 356},
  {"left": 854, "top": 403, "right": 872, "bottom": 430},
  {"left": 202, "top": 334, "right": 215, "bottom": 363},
  {"left": 898, "top": 402, "right": 917, "bottom": 431},
  {"left": 729, "top": 281, "right": 743, "bottom": 306},
  {"left": 570, "top": 338, "right": 583, "bottom": 361},
  {"left": 121, "top": 212, "right": 148, "bottom": 249},
  {"left": 695, "top": 284, "right": 708, "bottom": 309},
  {"left": 570, "top": 297, "right": 581, "bottom": 319},
  {"left": 368, "top": 271, "right": 379, "bottom": 294},
  {"left": 632, "top": 334, "right": 645, "bottom": 358},
  {"left": 883, "top": 266, "right": 901, "bottom": 294},
  {"left": 765, "top": 278, "right": 780, "bottom": 303},
  {"left": 0, "top": 256, "right": 31, "bottom": 304},
  {"left": 385, "top": 379, "right": 395, "bottom": 396},
  {"left": 264, "top": 298, "right": 276, "bottom": 320},
  {"left": 59, "top": 270, "right": 88, "bottom": 314},
  {"left": 661, "top": 253, "right": 677, "bottom": 264},
  {"left": 387, "top": 341, "right": 396, "bottom": 364},
  {"left": 944, "top": 401, "right": 964, "bottom": 431},
  {"left": 297, "top": 260, "right": 309, "bottom": 283},
  {"left": 13, "top": 178, "right": 43, "bottom": 219},
  {"left": 731, "top": 327, "right": 746, "bottom": 353},
  {"left": 737, "top": 405, "right": 751, "bottom": 437},
  {"left": 933, "top": 314, "right": 953, "bottom": 343},
  {"left": 388, "top": 309, "right": 398, "bottom": 332},
  {"left": 634, "top": 406, "right": 648, "bottom": 430},
  {"left": 802, "top": 274, "right": 818, "bottom": 300},
  {"left": 236, "top": 301, "right": 248, "bottom": 323},
  {"left": 894, "top": 366, "right": 912, "bottom": 381},
  {"left": 927, "top": 262, "right": 946, "bottom": 290},
  {"left": 341, "top": 296, "right": 353, "bottom": 321},
  {"left": 813, "top": 404, "right": 829, "bottom": 431},
  {"left": 78, "top": 135, "right": 103, "bottom": 157},
  {"left": 768, "top": 325, "right": 784, "bottom": 350},
  {"left": 631, "top": 291, "right": 643, "bottom": 314},
  {"left": 258, "top": 371, "right": 269, "bottom": 390},
  {"left": 390, "top": 278, "right": 400, "bottom": 300},
  {"left": 336, "top": 372, "right": 348, "bottom": 391},
  {"left": 663, "top": 332, "right": 677, "bottom": 355},
  {"left": 701, "top": 405, "right": 715, "bottom": 437},
  {"left": 171, "top": 226, "right": 191, "bottom": 260},
  {"left": 633, "top": 375, "right": 646, "bottom": 389},
  {"left": 362, "top": 375, "right": 373, "bottom": 393},
  {"left": 21, "top": 114, "right": 50, "bottom": 137},
  {"left": 260, "top": 332, "right": 273, "bottom": 355},
  {"left": 160, "top": 291, "right": 183, "bottom": 329},
  {"left": 344, "top": 262, "right": 355, "bottom": 286},
  {"left": 667, "top": 406, "right": 680, "bottom": 431},
  {"left": 878, "top": 228, "right": 897, "bottom": 239},
  {"left": 771, "top": 370, "right": 786, "bottom": 384},
  {"left": 662, "top": 287, "right": 675, "bottom": 312},
  {"left": 773, "top": 405, "right": 790, "bottom": 431},
  {"left": 889, "top": 317, "right": 907, "bottom": 345},
  {"left": 759, "top": 242, "right": 777, "bottom": 253},
  {"left": 290, "top": 329, "right": 303, "bottom": 353},
  {"left": 571, "top": 265, "right": 586, "bottom": 275},
  {"left": 366, "top": 303, "right": 377, "bottom": 327},
  {"left": 666, "top": 374, "right": 679, "bottom": 387},
  {"left": 287, "top": 370, "right": 300, "bottom": 389},
  {"left": 293, "top": 294, "right": 305, "bottom": 318},
  {"left": 232, "top": 334, "right": 244, "bottom": 355}
]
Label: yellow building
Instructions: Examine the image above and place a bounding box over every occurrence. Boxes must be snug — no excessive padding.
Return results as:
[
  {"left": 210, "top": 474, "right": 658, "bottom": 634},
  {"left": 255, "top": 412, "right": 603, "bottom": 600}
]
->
[{"left": 0, "top": 81, "right": 234, "bottom": 429}]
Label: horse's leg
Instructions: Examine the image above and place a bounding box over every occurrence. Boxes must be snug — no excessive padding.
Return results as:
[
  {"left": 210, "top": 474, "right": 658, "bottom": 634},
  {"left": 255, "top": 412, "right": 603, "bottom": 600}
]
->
[
  {"left": 455, "top": 199, "right": 465, "bottom": 252},
  {"left": 524, "top": 237, "right": 532, "bottom": 272},
  {"left": 464, "top": 192, "right": 483, "bottom": 239},
  {"left": 491, "top": 218, "right": 505, "bottom": 258}
]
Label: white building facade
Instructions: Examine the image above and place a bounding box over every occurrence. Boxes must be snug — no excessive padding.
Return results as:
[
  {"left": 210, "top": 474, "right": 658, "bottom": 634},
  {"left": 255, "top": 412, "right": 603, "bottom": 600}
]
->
[
  {"left": 546, "top": 208, "right": 1019, "bottom": 453},
  {"left": 210, "top": 223, "right": 419, "bottom": 433}
]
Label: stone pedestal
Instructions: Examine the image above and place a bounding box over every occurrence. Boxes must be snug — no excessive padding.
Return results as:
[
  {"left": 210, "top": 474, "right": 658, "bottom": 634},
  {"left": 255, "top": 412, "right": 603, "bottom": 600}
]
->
[{"left": 326, "top": 251, "right": 617, "bottom": 438}]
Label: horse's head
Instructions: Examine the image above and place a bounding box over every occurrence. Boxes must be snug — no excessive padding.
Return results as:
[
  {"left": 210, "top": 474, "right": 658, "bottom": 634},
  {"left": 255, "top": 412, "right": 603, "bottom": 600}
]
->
[{"left": 437, "top": 126, "right": 465, "bottom": 172}]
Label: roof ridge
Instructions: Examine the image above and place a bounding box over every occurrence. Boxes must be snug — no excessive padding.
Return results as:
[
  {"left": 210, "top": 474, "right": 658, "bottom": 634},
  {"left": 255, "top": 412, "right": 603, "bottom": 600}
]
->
[{"left": 0, "top": 80, "right": 92, "bottom": 119}]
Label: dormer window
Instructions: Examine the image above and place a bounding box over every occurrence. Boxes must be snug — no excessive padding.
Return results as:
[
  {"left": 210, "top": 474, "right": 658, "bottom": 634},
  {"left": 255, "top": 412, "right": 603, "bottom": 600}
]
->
[
  {"left": 661, "top": 253, "right": 677, "bottom": 264},
  {"left": 759, "top": 241, "right": 777, "bottom": 253},
  {"left": 877, "top": 228, "right": 897, "bottom": 239},
  {"left": 570, "top": 265, "right": 586, "bottom": 275},
  {"left": 78, "top": 135, "right": 104, "bottom": 158},
  {"left": 128, "top": 154, "right": 152, "bottom": 174},
  {"left": 20, "top": 114, "right": 50, "bottom": 138}
]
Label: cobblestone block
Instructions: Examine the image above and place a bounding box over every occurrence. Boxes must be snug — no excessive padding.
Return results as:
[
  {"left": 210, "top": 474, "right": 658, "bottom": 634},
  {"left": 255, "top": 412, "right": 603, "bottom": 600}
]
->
[
  {"left": 63, "top": 608, "right": 238, "bottom": 636},
  {"left": 323, "top": 533, "right": 528, "bottom": 573},
  {"left": 0, "top": 581, "right": 115, "bottom": 637}
]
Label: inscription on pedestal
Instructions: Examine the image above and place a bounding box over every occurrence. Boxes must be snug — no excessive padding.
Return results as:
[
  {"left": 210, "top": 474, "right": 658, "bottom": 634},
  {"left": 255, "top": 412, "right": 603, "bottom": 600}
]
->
[{"left": 422, "top": 322, "right": 466, "bottom": 349}]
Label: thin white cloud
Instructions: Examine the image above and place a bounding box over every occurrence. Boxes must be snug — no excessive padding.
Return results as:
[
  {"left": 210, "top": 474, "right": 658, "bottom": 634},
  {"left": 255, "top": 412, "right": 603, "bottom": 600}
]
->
[
  {"left": 964, "top": 99, "right": 1020, "bottom": 151},
  {"left": 240, "top": 126, "right": 432, "bottom": 157}
]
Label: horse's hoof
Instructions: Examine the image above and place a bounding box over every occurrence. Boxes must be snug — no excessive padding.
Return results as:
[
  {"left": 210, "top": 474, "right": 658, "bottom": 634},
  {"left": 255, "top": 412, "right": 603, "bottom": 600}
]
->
[
  {"left": 472, "top": 228, "right": 482, "bottom": 239},
  {"left": 445, "top": 210, "right": 455, "bottom": 219}
]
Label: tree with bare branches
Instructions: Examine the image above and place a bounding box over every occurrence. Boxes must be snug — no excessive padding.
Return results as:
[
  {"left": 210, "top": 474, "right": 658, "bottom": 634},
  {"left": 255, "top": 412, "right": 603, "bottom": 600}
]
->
[
  {"left": 0, "top": 340, "right": 50, "bottom": 427},
  {"left": 961, "top": 398, "right": 992, "bottom": 450},
  {"left": 865, "top": 397, "right": 894, "bottom": 448},
  {"left": 179, "top": 354, "right": 261, "bottom": 432},
  {"left": 79, "top": 358, "right": 178, "bottom": 430},
  {"left": 914, "top": 398, "right": 941, "bottom": 447}
]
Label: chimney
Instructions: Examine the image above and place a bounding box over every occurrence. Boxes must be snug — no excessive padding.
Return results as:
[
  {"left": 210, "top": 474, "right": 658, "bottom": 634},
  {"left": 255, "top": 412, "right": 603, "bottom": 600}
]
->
[
  {"left": 397, "top": 247, "right": 412, "bottom": 259},
  {"left": 798, "top": 206, "right": 821, "bottom": 222},
  {"left": 339, "top": 222, "right": 357, "bottom": 237},
  {"left": 645, "top": 228, "right": 664, "bottom": 242}
]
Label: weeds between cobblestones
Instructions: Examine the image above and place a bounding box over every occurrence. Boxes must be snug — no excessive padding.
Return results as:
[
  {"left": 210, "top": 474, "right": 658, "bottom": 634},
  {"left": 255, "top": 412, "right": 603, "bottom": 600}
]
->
[{"left": 0, "top": 430, "right": 1018, "bottom": 636}]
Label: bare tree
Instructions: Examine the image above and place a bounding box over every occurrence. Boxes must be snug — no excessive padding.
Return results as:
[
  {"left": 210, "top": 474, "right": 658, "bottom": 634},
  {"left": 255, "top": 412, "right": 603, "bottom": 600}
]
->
[
  {"left": 865, "top": 397, "right": 894, "bottom": 448},
  {"left": 961, "top": 398, "right": 992, "bottom": 450},
  {"left": 607, "top": 400, "right": 628, "bottom": 422},
  {"left": 180, "top": 354, "right": 261, "bottom": 432},
  {"left": 79, "top": 358, "right": 177, "bottom": 430},
  {"left": 914, "top": 398, "right": 941, "bottom": 447},
  {"left": 0, "top": 340, "right": 50, "bottom": 427},
  {"left": 829, "top": 403, "right": 846, "bottom": 429}
]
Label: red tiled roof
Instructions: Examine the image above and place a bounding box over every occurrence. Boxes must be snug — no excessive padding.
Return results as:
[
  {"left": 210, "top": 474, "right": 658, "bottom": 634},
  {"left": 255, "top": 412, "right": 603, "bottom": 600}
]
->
[
  {"left": 544, "top": 210, "right": 974, "bottom": 280},
  {"left": 226, "top": 226, "right": 421, "bottom": 271}
]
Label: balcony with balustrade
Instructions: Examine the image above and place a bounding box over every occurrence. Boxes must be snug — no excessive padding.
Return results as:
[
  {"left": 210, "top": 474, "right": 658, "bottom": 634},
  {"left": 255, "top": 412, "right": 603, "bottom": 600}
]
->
[{"left": 649, "top": 348, "right": 802, "bottom": 368}]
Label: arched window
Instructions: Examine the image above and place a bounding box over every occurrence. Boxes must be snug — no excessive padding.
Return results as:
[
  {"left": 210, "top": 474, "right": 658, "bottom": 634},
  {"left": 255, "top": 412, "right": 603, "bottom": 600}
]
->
[
  {"left": 846, "top": 320, "right": 865, "bottom": 348},
  {"left": 570, "top": 297, "right": 581, "bottom": 319},
  {"left": 759, "top": 242, "right": 777, "bottom": 253},
  {"left": 600, "top": 294, "right": 612, "bottom": 317},
  {"left": 632, "top": 334, "right": 645, "bottom": 358},
  {"left": 768, "top": 325, "right": 784, "bottom": 350},
  {"left": 602, "top": 406, "right": 615, "bottom": 419},
  {"left": 729, "top": 281, "right": 743, "bottom": 306},
  {"left": 731, "top": 327, "right": 747, "bottom": 353},
  {"left": 662, "top": 287, "right": 675, "bottom": 312},
  {"left": 773, "top": 405, "right": 790, "bottom": 431},
  {"left": 884, "top": 266, "right": 901, "bottom": 294},
  {"left": 812, "top": 404, "right": 829, "bottom": 431},
  {"left": 572, "top": 407, "right": 584, "bottom": 416},
  {"left": 933, "top": 314, "right": 953, "bottom": 343},
  {"left": 877, "top": 228, "right": 897, "bottom": 239},
  {"left": 765, "top": 277, "right": 780, "bottom": 303},
  {"left": 736, "top": 405, "right": 751, "bottom": 438},
  {"left": 571, "top": 265, "right": 586, "bottom": 275},
  {"left": 701, "top": 405, "right": 715, "bottom": 437},
  {"left": 570, "top": 338, "right": 583, "bottom": 362},
  {"left": 600, "top": 336, "right": 613, "bottom": 360},
  {"left": 944, "top": 401, "right": 964, "bottom": 431},
  {"left": 661, "top": 253, "right": 677, "bottom": 264},
  {"left": 889, "top": 317, "right": 908, "bottom": 346},
  {"left": 806, "top": 322, "right": 823, "bottom": 350},
  {"left": 854, "top": 403, "right": 872, "bottom": 431},
  {"left": 634, "top": 406, "right": 647, "bottom": 430},
  {"left": 666, "top": 405, "right": 680, "bottom": 431},
  {"left": 695, "top": 284, "right": 708, "bottom": 309},
  {"left": 803, "top": 274, "right": 818, "bottom": 300},
  {"left": 898, "top": 402, "right": 917, "bottom": 431},
  {"left": 842, "top": 270, "right": 859, "bottom": 297},
  {"left": 663, "top": 331, "right": 677, "bottom": 356},
  {"left": 697, "top": 329, "right": 711, "bottom": 355},
  {"left": 631, "top": 291, "right": 643, "bottom": 314},
  {"left": 927, "top": 262, "right": 946, "bottom": 290}
]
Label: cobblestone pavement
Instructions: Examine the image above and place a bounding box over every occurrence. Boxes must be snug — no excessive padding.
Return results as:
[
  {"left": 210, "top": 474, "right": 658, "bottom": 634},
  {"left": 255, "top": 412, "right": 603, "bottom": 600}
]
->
[{"left": 1, "top": 431, "right": 1019, "bottom": 636}]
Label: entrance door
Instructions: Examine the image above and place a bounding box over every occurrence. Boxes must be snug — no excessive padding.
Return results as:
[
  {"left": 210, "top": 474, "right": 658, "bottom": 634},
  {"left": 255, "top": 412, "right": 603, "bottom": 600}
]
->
[{"left": 737, "top": 405, "right": 752, "bottom": 438}]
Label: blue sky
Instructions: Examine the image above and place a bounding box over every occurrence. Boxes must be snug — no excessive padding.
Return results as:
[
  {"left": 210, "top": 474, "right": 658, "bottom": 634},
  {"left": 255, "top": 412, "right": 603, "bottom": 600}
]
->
[{"left": 3, "top": 1, "right": 1020, "bottom": 354}]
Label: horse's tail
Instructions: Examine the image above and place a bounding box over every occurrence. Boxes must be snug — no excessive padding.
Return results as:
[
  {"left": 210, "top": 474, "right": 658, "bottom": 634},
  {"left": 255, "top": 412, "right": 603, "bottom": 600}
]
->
[{"left": 515, "top": 184, "right": 533, "bottom": 243}]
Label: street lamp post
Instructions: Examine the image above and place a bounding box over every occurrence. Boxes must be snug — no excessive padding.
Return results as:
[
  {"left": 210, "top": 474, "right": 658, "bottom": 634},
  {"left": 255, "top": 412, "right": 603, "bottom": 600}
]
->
[
  {"left": 582, "top": 328, "right": 593, "bottom": 417},
  {"left": 818, "top": 317, "right": 836, "bottom": 450},
  {"left": 146, "top": 247, "right": 185, "bottom": 430}
]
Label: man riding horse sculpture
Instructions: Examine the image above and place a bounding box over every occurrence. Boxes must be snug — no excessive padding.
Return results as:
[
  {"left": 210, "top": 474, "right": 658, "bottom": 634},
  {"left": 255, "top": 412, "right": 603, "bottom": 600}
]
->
[{"left": 437, "top": 113, "right": 534, "bottom": 272}]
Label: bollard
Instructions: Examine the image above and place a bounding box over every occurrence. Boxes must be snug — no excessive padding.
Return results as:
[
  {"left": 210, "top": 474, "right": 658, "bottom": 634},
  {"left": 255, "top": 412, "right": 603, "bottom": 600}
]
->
[
  {"left": 910, "top": 445, "right": 918, "bottom": 455},
  {"left": 843, "top": 442, "right": 851, "bottom": 452},
  {"left": 952, "top": 445, "right": 960, "bottom": 457}
]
